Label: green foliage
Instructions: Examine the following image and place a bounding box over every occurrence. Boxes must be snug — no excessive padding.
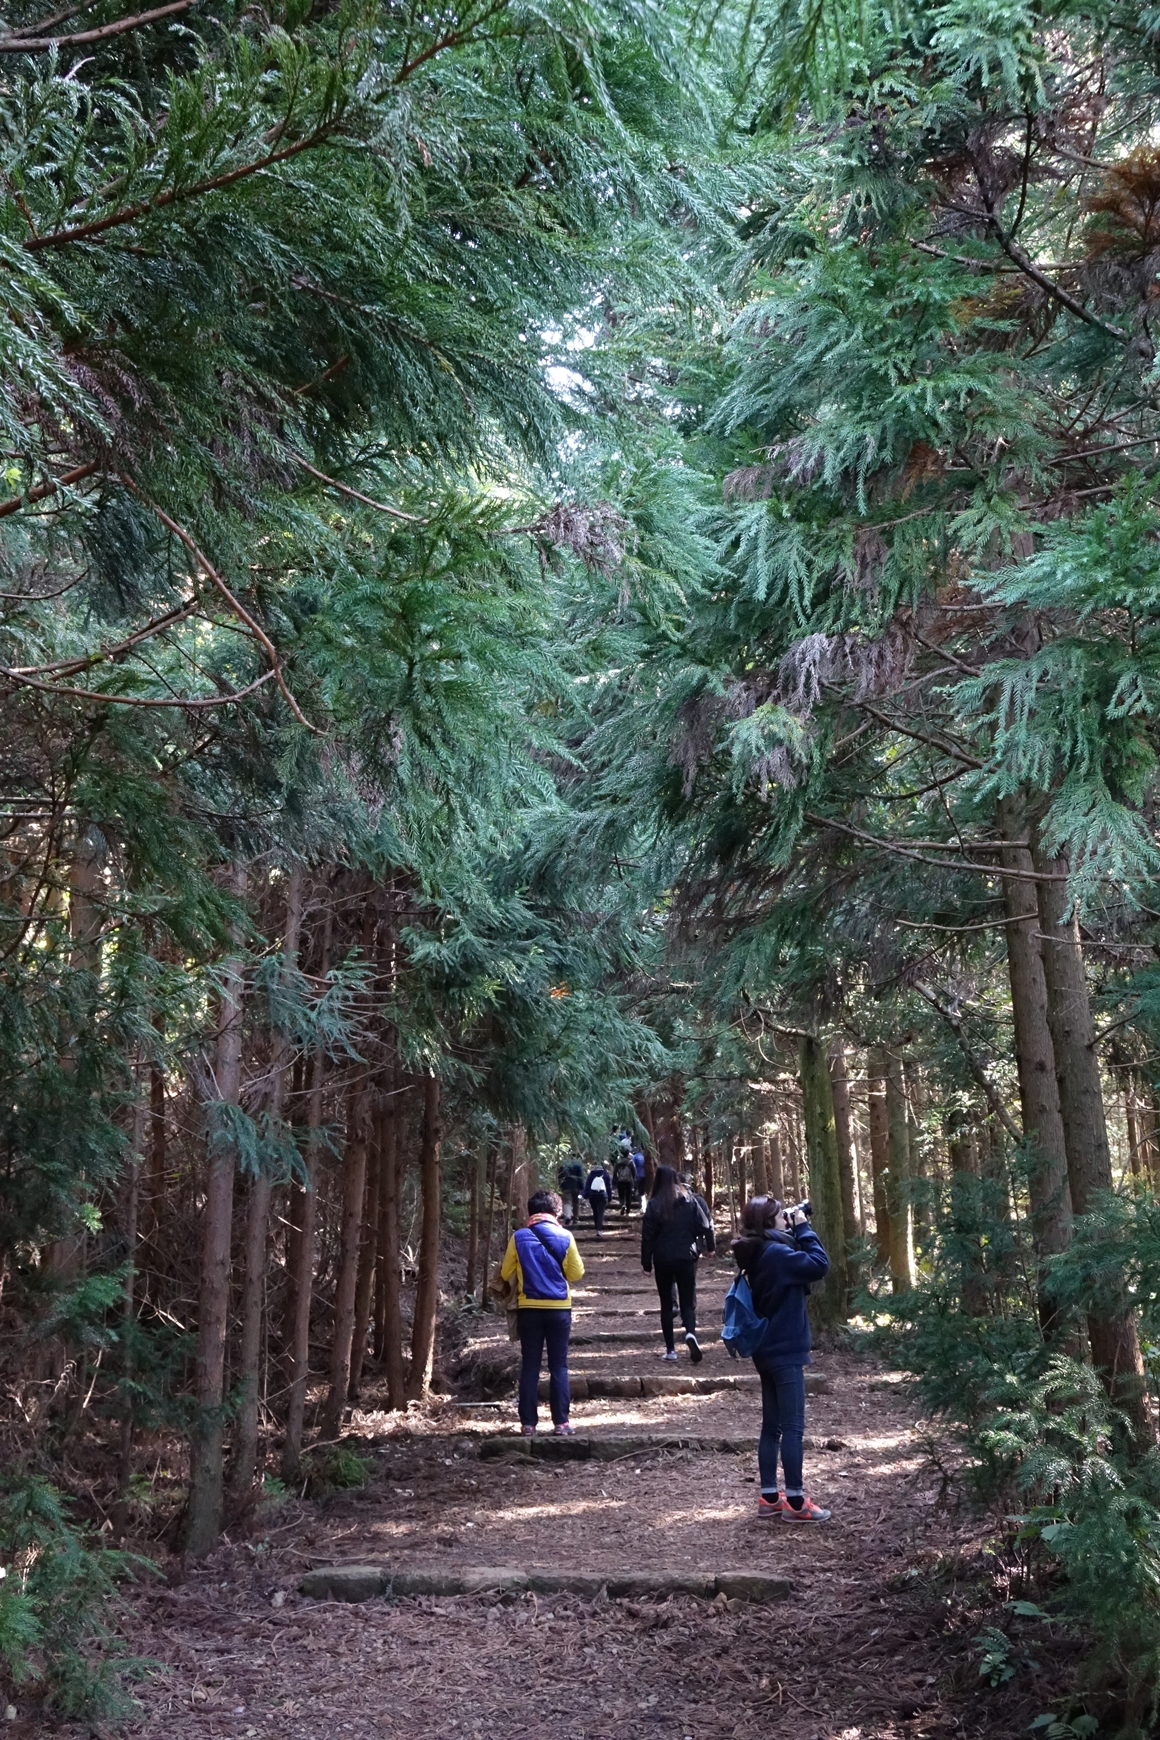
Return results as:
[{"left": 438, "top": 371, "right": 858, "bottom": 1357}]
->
[
  {"left": 0, "top": 1471, "right": 150, "bottom": 1720},
  {"left": 887, "top": 1200, "right": 1160, "bottom": 1727},
  {"left": 300, "top": 1447, "right": 371, "bottom": 1493}
]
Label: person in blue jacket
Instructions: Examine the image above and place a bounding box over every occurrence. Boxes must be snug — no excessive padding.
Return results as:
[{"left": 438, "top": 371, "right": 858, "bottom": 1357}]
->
[
  {"left": 500, "top": 1189, "right": 585, "bottom": 1435},
  {"left": 730, "top": 1195, "right": 831, "bottom": 1521}
]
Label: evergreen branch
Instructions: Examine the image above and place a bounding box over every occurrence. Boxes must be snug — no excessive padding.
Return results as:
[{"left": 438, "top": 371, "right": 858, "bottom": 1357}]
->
[
  {"left": 392, "top": 0, "right": 509, "bottom": 83},
  {"left": 0, "top": 666, "right": 277, "bottom": 707},
  {"left": 122, "top": 479, "right": 319, "bottom": 732},
  {"left": 0, "top": 0, "right": 192, "bottom": 51},
  {"left": 284, "top": 450, "right": 427, "bottom": 523},
  {"left": 23, "top": 122, "right": 337, "bottom": 251},
  {"left": 0, "top": 461, "right": 98, "bottom": 517},
  {"left": 913, "top": 979, "right": 1022, "bottom": 1143}
]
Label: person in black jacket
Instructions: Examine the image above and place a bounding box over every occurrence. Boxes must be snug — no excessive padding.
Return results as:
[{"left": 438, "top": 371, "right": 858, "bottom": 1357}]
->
[
  {"left": 731, "top": 1194, "right": 831, "bottom": 1521},
  {"left": 583, "top": 1163, "right": 613, "bottom": 1235},
  {"left": 641, "top": 1165, "right": 715, "bottom": 1362}
]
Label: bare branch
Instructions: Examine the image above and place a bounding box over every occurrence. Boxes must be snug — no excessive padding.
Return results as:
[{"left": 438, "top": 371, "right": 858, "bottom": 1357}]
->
[
  {"left": 121, "top": 478, "right": 319, "bottom": 732},
  {"left": 0, "top": 460, "right": 98, "bottom": 517},
  {"left": 8, "top": 597, "right": 197, "bottom": 676},
  {"left": 285, "top": 449, "right": 426, "bottom": 523},
  {"left": 0, "top": 0, "right": 191, "bottom": 51},
  {"left": 804, "top": 811, "right": 1066, "bottom": 882},
  {"left": 0, "top": 666, "right": 277, "bottom": 708}
]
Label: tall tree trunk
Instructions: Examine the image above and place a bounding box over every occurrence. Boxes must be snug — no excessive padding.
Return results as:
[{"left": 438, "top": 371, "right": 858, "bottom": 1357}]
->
[
  {"left": 465, "top": 1145, "right": 487, "bottom": 1296},
  {"left": 905, "top": 1062, "right": 932, "bottom": 1250},
  {"left": 349, "top": 1140, "right": 379, "bottom": 1400},
  {"left": 866, "top": 1047, "right": 892, "bottom": 1267},
  {"left": 41, "top": 825, "right": 107, "bottom": 1312},
  {"left": 829, "top": 1039, "right": 860, "bottom": 1304},
  {"left": 406, "top": 1072, "right": 444, "bottom": 1401},
  {"left": 186, "top": 865, "right": 247, "bottom": 1557},
  {"left": 703, "top": 1146, "right": 714, "bottom": 1213},
  {"left": 799, "top": 1035, "right": 848, "bottom": 1324},
  {"left": 999, "top": 801, "right": 1073, "bottom": 1340},
  {"left": 1124, "top": 1075, "right": 1143, "bottom": 1180},
  {"left": 751, "top": 1135, "right": 768, "bottom": 1197},
  {"left": 724, "top": 1139, "right": 740, "bottom": 1232},
  {"left": 1035, "top": 843, "right": 1152, "bottom": 1445},
  {"left": 656, "top": 1091, "right": 684, "bottom": 1172},
  {"left": 506, "top": 1124, "right": 531, "bottom": 1237},
  {"left": 374, "top": 1077, "right": 406, "bottom": 1409},
  {"left": 230, "top": 867, "right": 303, "bottom": 1510},
  {"left": 765, "top": 1129, "right": 784, "bottom": 1202},
  {"left": 146, "top": 1049, "right": 166, "bottom": 1246},
  {"left": 113, "top": 1068, "right": 146, "bottom": 1532},
  {"left": 883, "top": 1049, "right": 914, "bottom": 1294},
  {"left": 636, "top": 1100, "right": 657, "bottom": 1192},
  {"left": 320, "top": 1077, "right": 370, "bottom": 1440},
  {"left": 947, "top": 1110, "right": 989, "bottom": 1314},
  {"left": 478, "top": 1142, "right": 498, "bottom": 1306},
  {"left": 281, "top": 900, "right": 331, "bottom": 1485},
  {"left": 786, "top": 1094, "right": 805, "bottom": 1198},
  {"left": 1143, "top": 1077, "right": 1160, "bottom": 1184}
]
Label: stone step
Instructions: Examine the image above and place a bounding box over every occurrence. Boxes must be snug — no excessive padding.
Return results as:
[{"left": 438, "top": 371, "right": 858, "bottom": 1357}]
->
[
  {"left": 570, "top": 1328, "right": 721, "bottom": 1346},
  {"left": 537, "top": 1372, "right": 831, "bottom": 1400},
  {"left": 478, "top": 1433, "right": 757, "bottom": 1462},
  {"left": 301, "top": 1564, "right": 791, "bottom": 1606}
]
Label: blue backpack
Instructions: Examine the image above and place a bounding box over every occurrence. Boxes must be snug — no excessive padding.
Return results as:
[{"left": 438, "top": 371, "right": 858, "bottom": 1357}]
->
[{"left": 721, "top": 1273, "right": 769, "bottom": 1359}]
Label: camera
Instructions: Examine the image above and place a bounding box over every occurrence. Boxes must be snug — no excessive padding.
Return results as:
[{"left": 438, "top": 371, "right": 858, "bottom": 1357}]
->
[{"left": 784, "top": 1199, "right": 812, "bottom": 1224}]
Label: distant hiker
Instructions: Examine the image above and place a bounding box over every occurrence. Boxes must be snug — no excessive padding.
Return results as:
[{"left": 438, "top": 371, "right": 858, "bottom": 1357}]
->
[
  {"left": 583, "top": 1162, "right": 613, "bottom": 1235},
  {"left": 640, "top": 1163, "right": 715, "bottom": 1362},
  {"left": 500, "top": 1190, "right": 585, "bottom": 1436},
  {"left": 728, "top": 1196, "right": 831, "bottom": 1521},
  {"left": 678, "top": 1170, "right": 712, "bottom": 1229},
  {"left": 614, "top": 1150, "right": 637, "bottom": 1216},
  {"left": 557, "top": 1157, "right": 584, "bottom": 1225},
  {"left": 632, "top": 1146, "right": 646, "bottom": 1204}
]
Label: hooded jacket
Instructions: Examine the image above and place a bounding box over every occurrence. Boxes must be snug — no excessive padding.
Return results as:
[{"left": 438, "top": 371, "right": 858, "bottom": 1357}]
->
[{"left": 731, "top": 1226, "right": 829, "bottom": 1367}]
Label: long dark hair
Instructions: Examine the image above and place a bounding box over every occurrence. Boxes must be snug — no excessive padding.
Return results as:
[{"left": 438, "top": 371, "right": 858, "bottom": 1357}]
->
[{"left": 649, "top": 1163, "right": 684, "bottom": 1222}]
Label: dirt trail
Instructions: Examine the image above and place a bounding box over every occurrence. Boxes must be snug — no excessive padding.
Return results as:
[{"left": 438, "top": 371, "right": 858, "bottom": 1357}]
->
[{"left": 107, "top": 1216, "right": 1014, "bottom": 1740}]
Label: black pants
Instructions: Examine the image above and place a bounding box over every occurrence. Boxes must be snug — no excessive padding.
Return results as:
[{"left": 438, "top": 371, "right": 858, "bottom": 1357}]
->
[
  {"left": 654, "top": 1257, "right": 697, "bottom": 1352},
  {"left": 517, "top": 1309, "right": 571, "bottom": 1427},
  {"left": 589, "top": 1193, "right": 607, "bottom": 1231},
  {"left": 561, "top": 1188, "right": 580, "bottom": 1223},
  {"left": 617, "top": 1181, "right": 633, "bottom": 1213}
]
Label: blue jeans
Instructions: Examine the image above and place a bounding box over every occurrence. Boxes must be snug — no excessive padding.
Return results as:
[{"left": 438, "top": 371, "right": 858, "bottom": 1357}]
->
[
  {"left": 756, "top": 1363, "right": 806, "bottom": 1496},
  {"left": 517, "top": 1309, "right": 572, "bottom": 1427}
]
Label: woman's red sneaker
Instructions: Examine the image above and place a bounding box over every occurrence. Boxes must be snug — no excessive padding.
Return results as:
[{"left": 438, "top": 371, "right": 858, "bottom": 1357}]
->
[{"left": 757, "top": 1494, "right": 787, "bottom": 1518}]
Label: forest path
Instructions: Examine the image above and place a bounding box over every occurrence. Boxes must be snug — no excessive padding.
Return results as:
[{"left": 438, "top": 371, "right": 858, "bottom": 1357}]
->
[{"left": 117, "top": 1217, "right": 1006, "bottom": 1740}]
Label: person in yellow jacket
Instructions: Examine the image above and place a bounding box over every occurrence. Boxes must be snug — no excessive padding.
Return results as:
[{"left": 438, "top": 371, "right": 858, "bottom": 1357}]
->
[{"left": 500, "top": 1189, "right": 585, "bottom": 1436}]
